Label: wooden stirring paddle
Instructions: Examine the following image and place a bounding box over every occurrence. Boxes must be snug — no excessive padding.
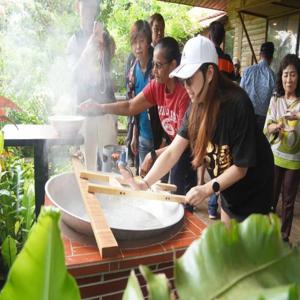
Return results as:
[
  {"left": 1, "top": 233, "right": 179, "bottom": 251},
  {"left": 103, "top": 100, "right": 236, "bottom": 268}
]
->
[{"left": 72, "top": 158, "right": 119, "bottom": 258}]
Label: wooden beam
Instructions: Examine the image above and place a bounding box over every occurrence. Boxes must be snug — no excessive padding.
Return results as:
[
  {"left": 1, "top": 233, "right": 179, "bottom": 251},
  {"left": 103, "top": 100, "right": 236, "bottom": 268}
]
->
[
  {"left": 72, "top": 158, "right": 119, "bottom": 258},
  {"left": 88, "top": 183, "right": 185, "bottom": 204},
  {"left": 238, "top": 11, "right": 258, "bottom": 64}
]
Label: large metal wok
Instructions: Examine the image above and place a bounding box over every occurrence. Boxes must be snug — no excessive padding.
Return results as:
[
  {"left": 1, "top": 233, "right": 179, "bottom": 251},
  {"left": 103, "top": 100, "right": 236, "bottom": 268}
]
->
[{"left": 45, "top": 172, "right": 184, "bottom": 243}]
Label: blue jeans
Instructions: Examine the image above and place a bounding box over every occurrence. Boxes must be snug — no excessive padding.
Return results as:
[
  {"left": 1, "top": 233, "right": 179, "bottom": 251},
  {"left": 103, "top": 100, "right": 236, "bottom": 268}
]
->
[
  {"left": 208, "top": 194, "right": 218, "bottom": 214},
  {"left": 138, "top": 136, "right": 153, "bottom": 166}
]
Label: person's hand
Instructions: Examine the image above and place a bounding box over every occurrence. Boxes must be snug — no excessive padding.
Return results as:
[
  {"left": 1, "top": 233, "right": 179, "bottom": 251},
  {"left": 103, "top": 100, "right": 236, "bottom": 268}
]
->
[
  {"left": 140, "top": 152, "right": 154, "bottom": 178},
  {"left": 268, "top": 121, "right": 284, "bottom": 134},
  {"left": 79, "top": 99, "right": 104, "bottom": 116},
  {"left": 118, "top": 163, "right": 147, "bottom": 190},
  {"left": 185, "top": 184, "right": 210, "bottom": 208},
  {"left": 130, "top": 135, "right": 138, "bottom": 156},
  {"left": 284, "top": 110, "right": 300, "bottom": 121}
]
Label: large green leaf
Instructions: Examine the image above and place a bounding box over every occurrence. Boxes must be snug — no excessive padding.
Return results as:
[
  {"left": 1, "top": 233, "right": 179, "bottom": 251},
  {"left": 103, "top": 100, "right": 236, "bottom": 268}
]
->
[
  {"left": 175, "top": 214, "right": 300, "bottom": 300},
  {"left": 0, "top": 207, "right": 81, "bottom": 300}
]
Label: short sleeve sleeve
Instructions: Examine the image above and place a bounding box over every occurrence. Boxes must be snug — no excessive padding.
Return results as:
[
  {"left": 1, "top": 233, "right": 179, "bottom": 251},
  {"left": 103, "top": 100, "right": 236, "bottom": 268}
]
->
[
  {"left": 230, "top": 94, "right": 257, "bottom": 167},
  {"left": 177, "top": 105, "right": 191, "bottom": 139}
]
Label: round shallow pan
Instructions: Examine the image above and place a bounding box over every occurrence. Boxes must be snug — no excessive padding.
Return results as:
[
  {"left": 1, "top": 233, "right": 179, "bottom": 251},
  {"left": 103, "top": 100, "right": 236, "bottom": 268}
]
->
[{"left": 45, "top": 172, "right": 184, "bottom": 243}]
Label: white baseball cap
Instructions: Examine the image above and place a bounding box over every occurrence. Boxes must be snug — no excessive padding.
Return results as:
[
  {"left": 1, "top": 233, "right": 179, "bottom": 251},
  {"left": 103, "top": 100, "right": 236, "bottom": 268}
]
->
[{"left": 170, "top": 35, "right": 218, "bottom": 79}]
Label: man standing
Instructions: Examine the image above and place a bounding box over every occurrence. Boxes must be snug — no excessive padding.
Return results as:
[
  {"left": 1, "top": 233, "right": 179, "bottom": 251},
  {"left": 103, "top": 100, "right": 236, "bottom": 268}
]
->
[
  {"left": 208, "top": 21, "right": 235, "bottom": 80},
  {"left": 149, "top": 13, "right": 165, "bottom": 47},
  {"left": 240, "top": 42, "right": 276, "bottom": 131},
  {"left": 67, "top": 0, "right": 117, "bottom": 171}
]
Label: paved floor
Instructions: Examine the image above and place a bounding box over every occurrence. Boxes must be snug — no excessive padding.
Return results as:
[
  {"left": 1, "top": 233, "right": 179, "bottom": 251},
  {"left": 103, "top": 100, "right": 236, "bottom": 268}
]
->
[{"left": 194, "top": 190, "right": 300, "bottom": 244}]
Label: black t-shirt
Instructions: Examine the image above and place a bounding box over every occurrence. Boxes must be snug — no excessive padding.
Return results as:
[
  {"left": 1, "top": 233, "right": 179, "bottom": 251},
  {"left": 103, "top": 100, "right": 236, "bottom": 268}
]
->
[{"left": 178, "top": 88, "right": 273, "bottom": 220}]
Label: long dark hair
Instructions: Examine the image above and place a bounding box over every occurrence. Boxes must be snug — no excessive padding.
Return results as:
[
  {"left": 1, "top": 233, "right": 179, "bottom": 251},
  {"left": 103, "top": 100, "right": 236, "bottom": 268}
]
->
[
  {"left": 188, "top": 63, "right": 240, "bottom": 168},
  {"left": 154, "top": 37, "right": 181, "bottom": 65},
  {"left": 276, "top": 54, "right": 300, "bottom": 97}
]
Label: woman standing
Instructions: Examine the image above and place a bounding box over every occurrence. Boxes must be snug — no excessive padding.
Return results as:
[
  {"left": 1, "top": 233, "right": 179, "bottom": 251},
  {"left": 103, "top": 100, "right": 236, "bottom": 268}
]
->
[
  {"left": 125, "top": 35, "right": 273, "bottom": 224},
  {"left": 80, "top": 37, "right": 197, "bottom": 195},
  {"left": 125, "top": 20, "right": 163, "bottom": 169},
  {"left": 264, "top": 54, "right": 300, "bottom": 241}
]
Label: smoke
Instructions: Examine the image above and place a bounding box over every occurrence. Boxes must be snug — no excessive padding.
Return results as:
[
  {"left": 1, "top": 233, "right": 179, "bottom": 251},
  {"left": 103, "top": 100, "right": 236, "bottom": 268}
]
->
[{"left": 0, "top": 0, "right": 77, "bottom": 117}]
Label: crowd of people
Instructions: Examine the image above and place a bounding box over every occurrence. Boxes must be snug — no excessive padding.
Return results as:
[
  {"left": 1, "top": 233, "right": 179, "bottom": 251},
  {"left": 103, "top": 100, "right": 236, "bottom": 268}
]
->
[{"left": 72, "top": 0, "right": 300, "bottom": 242}]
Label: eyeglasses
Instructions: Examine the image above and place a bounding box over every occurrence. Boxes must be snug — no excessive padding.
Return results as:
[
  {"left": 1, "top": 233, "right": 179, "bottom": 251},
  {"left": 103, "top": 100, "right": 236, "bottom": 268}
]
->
[{"left": 152, "top": 61, "right": 171, "bottom": 70}]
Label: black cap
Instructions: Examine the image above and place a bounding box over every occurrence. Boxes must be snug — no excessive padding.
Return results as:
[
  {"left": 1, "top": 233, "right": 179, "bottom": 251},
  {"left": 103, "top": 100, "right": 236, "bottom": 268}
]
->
[{"left": 260, "top": 42, "right": 274, "bottom": 59}]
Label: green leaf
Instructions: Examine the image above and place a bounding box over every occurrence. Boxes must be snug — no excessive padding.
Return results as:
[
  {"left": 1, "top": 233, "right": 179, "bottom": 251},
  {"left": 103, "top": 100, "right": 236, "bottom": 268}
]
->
[
  {"left": 21, "top": 181, "right": 35, "bottom": 242},
  {"left": 0, "top": 131, "right": 3, "bottom": 154},
  {"left": 122, "top": 270, "right": 144, "bottom": 300},
  {"left": 139, "top": 265, "right": 171, "bottom": 300},
  {"left": 1, "top": 236, "right": 17, "bottom": 269},
  {"left": 175, "top": 214, "right": 300, "bottom": 300},
  {"left": 0, "top": 207, "right": 81, "bottom": 300}
]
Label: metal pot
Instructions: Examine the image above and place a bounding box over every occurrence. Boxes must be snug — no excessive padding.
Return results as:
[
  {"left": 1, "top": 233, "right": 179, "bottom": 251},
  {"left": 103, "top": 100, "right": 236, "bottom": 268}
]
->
[{"left": 45, "top": 172, "right": 184, "bottom": 244}]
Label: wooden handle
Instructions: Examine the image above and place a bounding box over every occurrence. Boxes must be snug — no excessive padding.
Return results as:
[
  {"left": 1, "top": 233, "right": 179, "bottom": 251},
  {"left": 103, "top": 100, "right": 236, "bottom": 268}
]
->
[
  {"left": 72, "top": 158, "right": 119, "bottom": 257},
  {"left": 80, "top": 171, "right": 178, "bottom": 192},
  {"left": 88, "top": 183, "right": 185, "bottom": 204}
]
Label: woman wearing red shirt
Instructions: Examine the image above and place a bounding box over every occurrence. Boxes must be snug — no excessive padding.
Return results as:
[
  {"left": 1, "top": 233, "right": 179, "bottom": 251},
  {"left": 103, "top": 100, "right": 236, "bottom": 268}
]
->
[{"left": 80, "top": 37, "right": 197, "bottom": 196}]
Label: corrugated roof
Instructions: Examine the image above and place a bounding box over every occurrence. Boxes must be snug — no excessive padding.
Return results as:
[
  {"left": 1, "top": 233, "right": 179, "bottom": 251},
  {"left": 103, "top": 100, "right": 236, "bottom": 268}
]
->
[{"left": 159, "top": 0, "right": 227, "bottom": 11}]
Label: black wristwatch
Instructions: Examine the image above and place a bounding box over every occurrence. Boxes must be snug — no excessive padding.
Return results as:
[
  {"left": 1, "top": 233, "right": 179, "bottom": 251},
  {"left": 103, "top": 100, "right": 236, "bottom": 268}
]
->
[{"left": 211, "top": 179, "right": 220, "bottom": 196}]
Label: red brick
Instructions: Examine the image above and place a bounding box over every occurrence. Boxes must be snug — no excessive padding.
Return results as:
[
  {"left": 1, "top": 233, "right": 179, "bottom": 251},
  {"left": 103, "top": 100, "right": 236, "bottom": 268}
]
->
[{"left": 80, "top": 278, "right": 128, "bottom": 298}]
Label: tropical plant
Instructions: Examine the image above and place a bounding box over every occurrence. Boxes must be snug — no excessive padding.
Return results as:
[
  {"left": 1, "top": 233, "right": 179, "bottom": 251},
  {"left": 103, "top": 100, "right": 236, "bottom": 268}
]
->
[
  {"left": 0, "top": 97, "right": 38, "bottom": 283},
  {"left": 0, "top": 157, "right": 35, "bottom": 282},
  {"left": 123, "top": 214, "right": 300, "bottom": 300},
  {"left": 0, "top": 207, "right": 81, "bottom": 300}
]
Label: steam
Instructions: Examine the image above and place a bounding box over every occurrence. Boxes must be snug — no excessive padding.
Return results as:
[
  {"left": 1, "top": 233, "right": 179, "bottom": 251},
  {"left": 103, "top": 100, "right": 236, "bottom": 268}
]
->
[{"left": 1, "top": 1, "right": 76, "bottom": 116}]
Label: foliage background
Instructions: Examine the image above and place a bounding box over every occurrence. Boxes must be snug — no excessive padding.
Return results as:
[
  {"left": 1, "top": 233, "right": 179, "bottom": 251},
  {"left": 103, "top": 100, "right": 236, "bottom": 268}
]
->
[{"left": 0, "top": 0, "right": 201, "bottom": 123}]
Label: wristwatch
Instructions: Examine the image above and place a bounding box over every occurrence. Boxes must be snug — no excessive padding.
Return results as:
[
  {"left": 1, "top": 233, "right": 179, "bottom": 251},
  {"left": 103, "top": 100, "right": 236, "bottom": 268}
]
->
[{"left": 211, "top": 179, "right": 220, "bottom": 196}]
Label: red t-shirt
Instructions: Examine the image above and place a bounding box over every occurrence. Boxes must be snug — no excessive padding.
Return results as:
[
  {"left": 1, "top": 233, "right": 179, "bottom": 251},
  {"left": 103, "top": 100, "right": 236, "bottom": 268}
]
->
[{"left": 143, "top": 80, "right": 190, "bottom": 140}]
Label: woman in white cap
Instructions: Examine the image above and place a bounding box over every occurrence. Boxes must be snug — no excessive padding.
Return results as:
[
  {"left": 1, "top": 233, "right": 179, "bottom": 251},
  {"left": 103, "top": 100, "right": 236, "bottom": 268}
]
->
[{"left": 128, "top": 35, "right": 274, "bottom": 224}]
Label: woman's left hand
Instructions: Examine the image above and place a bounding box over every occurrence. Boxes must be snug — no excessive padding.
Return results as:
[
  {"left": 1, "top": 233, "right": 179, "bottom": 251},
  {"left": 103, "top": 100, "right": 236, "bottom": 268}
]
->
[{"left": 185, "top": 185, "right": 210, "bottom": 208}]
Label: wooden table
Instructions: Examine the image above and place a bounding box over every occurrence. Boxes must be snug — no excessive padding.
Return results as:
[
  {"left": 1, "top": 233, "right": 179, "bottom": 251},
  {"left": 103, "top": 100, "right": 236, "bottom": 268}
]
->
[{"left": 3, "top": 124, "right": 84, "bottom": 217}]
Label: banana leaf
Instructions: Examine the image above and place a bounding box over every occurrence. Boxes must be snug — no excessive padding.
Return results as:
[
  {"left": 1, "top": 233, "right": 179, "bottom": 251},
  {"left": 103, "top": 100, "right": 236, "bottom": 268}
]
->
[
  {"left": 0, "top": 207, "right": 81, "bottom": 300},
  {"left": 175, "top": 214, "right": 300, "bottom": 300}
]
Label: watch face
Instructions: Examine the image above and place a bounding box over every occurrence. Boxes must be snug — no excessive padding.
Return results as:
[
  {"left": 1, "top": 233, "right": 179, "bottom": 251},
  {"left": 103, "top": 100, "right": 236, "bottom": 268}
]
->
[{"left": 212, "top": 181, "right": 220, "bottom": 193}]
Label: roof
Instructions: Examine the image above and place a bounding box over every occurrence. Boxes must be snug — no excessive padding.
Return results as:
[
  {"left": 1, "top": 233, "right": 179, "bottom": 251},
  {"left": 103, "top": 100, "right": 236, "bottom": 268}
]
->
[{"left": 159, "top": 0, "right": 227, "bottom": 11}]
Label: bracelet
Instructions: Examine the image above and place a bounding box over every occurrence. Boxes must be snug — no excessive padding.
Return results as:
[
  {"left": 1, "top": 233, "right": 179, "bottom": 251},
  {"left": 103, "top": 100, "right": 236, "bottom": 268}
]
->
[{"left": 142, "top": 178, "right": 151, "bottom": 190}]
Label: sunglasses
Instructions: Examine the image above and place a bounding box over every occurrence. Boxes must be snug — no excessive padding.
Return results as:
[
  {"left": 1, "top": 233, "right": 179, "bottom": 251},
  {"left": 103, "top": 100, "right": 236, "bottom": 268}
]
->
[{"left": 152, "top": 61, "right": 171, "bottom": 70}]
